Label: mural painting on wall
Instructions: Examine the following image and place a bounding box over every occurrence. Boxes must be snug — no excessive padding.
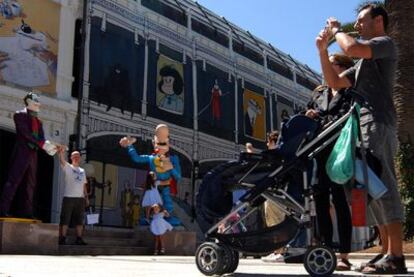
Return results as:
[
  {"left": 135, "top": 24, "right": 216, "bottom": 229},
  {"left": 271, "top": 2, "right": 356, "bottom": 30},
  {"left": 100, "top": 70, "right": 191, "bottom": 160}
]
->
[
  {"left": 118, "top": 166, "right": 146, "bottom": 227},
  {"left": 103, "top": 63, "right": 133, "bottom": 115},
  {"left": 243, "top": 89, "right": 266, "bottom": 141},
  {"left": 89, "top": 18, "right": 143, "bottom": 117},
  {"left": 276, "top": 99, "right": 294, "bottom": 129},
  {"left": 197, "top": 65, "right": 234, "bottom": 138},
  {"left": 156, "top": 54, "right": 184, "bottom": 115},
  {"left": 0, "top": 0, "right": 60, "bottom": 94},
  {"left": 90, "top": 161, "right": 119, "bottom": 209}
]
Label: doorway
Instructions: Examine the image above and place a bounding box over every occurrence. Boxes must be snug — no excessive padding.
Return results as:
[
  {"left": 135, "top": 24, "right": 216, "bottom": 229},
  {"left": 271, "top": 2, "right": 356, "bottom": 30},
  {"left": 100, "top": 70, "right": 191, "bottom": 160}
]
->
[{"left": 0, "top": 128, "right": 54, "bottom": 222}]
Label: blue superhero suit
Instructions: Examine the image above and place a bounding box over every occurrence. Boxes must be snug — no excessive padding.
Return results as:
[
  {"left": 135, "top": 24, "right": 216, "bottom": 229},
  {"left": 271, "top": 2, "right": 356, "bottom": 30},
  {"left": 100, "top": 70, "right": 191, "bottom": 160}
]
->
[{"left": 127, "top": 145, "right": 181, "bottom": 225}]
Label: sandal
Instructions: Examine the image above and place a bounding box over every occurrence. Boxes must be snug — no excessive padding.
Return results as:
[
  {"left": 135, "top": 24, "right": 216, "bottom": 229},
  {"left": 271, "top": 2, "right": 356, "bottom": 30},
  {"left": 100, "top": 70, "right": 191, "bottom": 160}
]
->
[
  {"left": 355, "top": 253, "right": 384, "bottom": 272},
  {"left": 362, "top": 255, "right": 407, "bottom": 275},
  {"left": 336, "top": 258, "right": 352, "bottom": 271}
]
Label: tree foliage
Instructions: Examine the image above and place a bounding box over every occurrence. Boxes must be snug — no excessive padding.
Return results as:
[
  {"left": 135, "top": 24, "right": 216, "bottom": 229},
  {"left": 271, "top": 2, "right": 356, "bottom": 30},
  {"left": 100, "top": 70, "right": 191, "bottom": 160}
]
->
[{"left": 385, "top": 0, "right": 414, "bottom": 239}]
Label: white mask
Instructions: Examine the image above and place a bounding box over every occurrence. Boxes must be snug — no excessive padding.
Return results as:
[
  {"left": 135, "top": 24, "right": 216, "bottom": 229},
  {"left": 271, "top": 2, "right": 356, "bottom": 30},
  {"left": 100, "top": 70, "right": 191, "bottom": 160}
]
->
[{"left": 26, "top": 98, "right": 41, "bottom": 112}]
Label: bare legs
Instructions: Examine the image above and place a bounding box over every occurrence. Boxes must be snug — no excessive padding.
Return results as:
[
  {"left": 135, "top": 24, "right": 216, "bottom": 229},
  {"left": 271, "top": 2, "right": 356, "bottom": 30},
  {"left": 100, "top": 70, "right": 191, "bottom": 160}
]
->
[
  {"left": 146, "top": 207, "right": 151, "bottom": 221},
  {"left": 385, "top": 222, "right": 403, "bottom": 257},
  {"left": 59, "top": 224, "right": 83, "bottom": 238},
  {"left": 154, "top": 235, "right": 165, "bottom": 254}
]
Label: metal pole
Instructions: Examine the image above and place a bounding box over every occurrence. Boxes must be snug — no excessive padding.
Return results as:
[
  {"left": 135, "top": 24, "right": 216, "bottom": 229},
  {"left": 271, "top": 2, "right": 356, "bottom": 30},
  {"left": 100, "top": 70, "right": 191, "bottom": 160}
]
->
[
  {"left": 191, "top": 160, "right": 198, "bottom": 222},
  {"left": 99, "top": 163, "right": 106, "bottom": 225},
  {"left": 76, "top": 0, "right": 88, "bottom": 148}
]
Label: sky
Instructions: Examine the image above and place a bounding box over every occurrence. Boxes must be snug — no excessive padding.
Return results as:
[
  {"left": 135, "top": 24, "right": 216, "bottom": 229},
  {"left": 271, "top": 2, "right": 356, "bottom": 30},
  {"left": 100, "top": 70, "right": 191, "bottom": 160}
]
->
[{"left": 196, "top": 0, "right": 363, "bottom": 73}]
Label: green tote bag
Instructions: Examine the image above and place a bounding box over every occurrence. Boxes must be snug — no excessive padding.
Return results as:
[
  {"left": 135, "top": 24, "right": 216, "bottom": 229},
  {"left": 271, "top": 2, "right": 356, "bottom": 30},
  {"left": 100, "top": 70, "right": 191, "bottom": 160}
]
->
[{"left": 326, "top": 105, "right": 360, "bottom": 184}]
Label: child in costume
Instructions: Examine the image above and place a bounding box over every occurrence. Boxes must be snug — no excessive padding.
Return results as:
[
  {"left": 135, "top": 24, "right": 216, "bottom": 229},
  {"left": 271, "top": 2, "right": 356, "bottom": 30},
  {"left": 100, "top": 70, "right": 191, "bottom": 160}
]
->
[
  {"left": 141, "top": 171, "right": 162, "bottom": 222},
  {"left": 150, "top": 203, "right": 173, "bottom": 255}
]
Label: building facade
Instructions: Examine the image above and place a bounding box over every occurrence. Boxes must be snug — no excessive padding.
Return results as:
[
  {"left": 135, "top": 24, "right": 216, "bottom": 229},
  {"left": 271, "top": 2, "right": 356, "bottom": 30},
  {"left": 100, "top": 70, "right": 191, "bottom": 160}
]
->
[{"left": 0, "top": 0, "right": 321, "bottom": 226}]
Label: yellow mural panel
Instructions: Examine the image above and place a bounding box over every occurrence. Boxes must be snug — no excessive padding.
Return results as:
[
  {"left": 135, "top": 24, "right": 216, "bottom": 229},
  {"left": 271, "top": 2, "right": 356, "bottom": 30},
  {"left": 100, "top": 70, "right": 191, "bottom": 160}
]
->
[{"left": 243, "top": 89, "right": 266, "bottom": 141}]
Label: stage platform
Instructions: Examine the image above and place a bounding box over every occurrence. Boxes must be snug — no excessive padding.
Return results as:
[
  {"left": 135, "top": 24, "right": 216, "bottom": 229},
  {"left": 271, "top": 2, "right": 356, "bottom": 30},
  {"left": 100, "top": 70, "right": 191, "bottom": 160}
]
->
[{"left": 0, "top": 219, "right": 59, "bottom": 255}]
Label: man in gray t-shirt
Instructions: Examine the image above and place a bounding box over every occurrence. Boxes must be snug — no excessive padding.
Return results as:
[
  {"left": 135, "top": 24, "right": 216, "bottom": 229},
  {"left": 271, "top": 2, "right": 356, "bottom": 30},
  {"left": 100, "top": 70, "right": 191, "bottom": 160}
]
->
[
  {"left": 343, "top": 36, "right": 397, "bottom": 127},
  {"left": 316, "top": 3, "right": 406, "bottom": 275}
]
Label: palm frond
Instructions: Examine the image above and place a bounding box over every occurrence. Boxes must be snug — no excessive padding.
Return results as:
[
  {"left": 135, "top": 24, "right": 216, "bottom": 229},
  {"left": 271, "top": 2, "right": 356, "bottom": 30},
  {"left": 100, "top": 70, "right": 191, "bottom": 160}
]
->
[{"left": 327, "top": 22, "right": 357, "bottom": 47}]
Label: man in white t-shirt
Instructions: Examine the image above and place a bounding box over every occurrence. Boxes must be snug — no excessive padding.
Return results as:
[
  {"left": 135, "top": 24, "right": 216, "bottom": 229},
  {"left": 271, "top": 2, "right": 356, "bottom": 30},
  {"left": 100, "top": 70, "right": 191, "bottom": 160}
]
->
[{"left": 58, "top": 149, "right": 88, "bottom": 245}]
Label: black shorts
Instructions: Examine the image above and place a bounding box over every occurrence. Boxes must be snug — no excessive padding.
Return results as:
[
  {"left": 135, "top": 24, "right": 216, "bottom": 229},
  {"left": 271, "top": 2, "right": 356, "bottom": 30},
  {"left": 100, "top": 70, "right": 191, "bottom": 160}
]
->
[{"left": 60, "top": 197, "right": 86, "bottom": 226}]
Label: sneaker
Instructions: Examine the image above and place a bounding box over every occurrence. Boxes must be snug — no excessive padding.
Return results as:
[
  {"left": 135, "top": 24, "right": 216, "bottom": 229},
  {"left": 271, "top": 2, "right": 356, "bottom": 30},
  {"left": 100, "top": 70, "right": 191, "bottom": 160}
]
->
[
  {"left": 74, "top": 237, "right": 87, "bottom": 246},
  {"left": 58, "top": 236, "right": 66, "bottom": 245},
  {"left": 261, "top": 252, "right": 285, "bottom": 263},
  {"left": 159, "top": 248, "right": 165, "bottom": 255}
]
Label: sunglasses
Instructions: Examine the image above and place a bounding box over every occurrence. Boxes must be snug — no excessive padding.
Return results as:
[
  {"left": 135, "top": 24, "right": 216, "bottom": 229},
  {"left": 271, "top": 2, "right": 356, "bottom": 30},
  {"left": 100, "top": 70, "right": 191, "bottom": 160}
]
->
[{"left": 156, "top": 142, "right": 168, "bottom": 146}]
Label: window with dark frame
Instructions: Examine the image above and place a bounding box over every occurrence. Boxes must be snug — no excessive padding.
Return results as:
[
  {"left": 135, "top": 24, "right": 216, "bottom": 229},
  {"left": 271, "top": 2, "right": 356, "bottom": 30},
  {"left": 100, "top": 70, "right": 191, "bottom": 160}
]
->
[
  {"left": 191, "top": 19, "right": 229, "bottom": 48},
  {"left": 141, "top": 0, "right": 187, "bottom": 26},
  {"left": 233, "top": 40, "right": 264, "bottom": 65},
  {"left": 296, "top": 74, "right": 318, "bottom": 91},
  {"left": 267, "top": 57, "right": 293, "bottom": 80}
]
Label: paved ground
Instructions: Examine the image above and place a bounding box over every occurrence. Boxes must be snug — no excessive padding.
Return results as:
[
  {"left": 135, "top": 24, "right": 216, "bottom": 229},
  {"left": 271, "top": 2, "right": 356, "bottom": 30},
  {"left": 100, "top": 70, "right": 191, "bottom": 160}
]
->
[{"left": 0, "top": 255, "right": 413, "bottom": 277}]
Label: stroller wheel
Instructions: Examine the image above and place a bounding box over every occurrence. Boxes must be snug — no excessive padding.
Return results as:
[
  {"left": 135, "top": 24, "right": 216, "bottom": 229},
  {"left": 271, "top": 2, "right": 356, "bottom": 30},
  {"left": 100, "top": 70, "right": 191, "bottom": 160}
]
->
[
  {"left": 195, "top": 242, "right": 226, "bottom": 276},
  {"left": 219, "top": 244, "right": 239, "bottom": 274},
  {"left": 304, "top": 245, "right": 336, "bottom": 277}
]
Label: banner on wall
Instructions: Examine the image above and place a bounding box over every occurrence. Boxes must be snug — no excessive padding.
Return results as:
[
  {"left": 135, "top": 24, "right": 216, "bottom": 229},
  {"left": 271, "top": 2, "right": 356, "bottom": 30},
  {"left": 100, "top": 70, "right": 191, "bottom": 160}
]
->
[
  {"left": 197, "top": 65, "right": 235, "bottom": 140},
  {"left": 156, "top": 54, "right": 185, "bottom": 115},
  {"left": 89, "top": 18, "right": 143, "bottom": 116},
  {"left": 243, "top": 89, "right": 266, "bottom": 141},
  {"left": 0, "top": 0, "right": 60, "bottom": 94}
]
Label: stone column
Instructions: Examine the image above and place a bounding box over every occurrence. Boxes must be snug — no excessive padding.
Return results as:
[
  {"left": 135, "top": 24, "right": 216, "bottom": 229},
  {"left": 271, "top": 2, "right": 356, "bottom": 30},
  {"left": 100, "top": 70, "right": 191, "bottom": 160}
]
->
[{"left": 56, "top": 0, "right": 80, "bottom": 100}]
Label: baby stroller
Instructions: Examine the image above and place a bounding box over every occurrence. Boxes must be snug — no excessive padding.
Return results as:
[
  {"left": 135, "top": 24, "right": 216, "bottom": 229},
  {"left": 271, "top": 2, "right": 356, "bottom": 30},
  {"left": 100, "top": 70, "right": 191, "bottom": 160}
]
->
[{"left": 195, "top": 92, "right": 371, "bottom": 276}]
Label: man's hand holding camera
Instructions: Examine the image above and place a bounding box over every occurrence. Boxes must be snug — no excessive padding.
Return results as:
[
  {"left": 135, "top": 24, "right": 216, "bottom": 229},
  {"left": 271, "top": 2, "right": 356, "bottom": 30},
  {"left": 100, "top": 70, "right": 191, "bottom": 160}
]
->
[{"left": 325, "top": 17, "right": 342, "bottom": 37}]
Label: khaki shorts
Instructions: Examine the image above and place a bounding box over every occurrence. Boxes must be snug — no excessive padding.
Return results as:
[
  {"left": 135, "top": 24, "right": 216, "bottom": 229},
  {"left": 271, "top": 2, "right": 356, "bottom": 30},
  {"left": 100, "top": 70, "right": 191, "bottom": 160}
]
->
[
  {"left": 360, "top": 120, "right": 404, "bottom": 225},
  {"left": 60, "top": 197, "right": 86, "bottom": 226}
]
